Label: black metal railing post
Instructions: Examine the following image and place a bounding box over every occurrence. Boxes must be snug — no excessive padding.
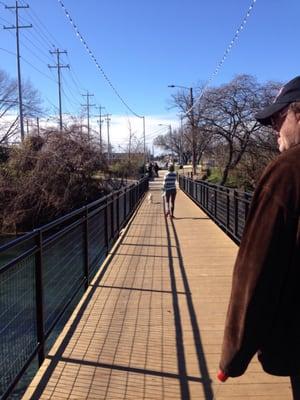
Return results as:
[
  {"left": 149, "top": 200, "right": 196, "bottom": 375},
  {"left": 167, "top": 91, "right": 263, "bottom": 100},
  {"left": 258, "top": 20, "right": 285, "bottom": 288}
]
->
[
  {"left": 111, "top": 194, "right": 115, "bottom": 235},
  {"left": 226, "top": 188, "right": 230, "bottom": 230},
  {"left": 116, "top": 192, "right": 120, "bottom": 231},
  {"left": 104, "top": 197, "right": 109, "bottom": 251},
  {"left": 244, "top": 193, "right": 250, "bottom": 221},
  {"left": 234, "top": 190, "right": 239, "bottom": 238},
  {"left": 214, "top": 187, "right": 217, "bottom": 218},
  {"left": 35, "top": 229, "right": 45, "bottom": 366},
  {"left": 84, "top": 207, "right": 89, "bottom": 290},
  {"left": 124, "top": 187, "right": 127, "bottom": 220}
]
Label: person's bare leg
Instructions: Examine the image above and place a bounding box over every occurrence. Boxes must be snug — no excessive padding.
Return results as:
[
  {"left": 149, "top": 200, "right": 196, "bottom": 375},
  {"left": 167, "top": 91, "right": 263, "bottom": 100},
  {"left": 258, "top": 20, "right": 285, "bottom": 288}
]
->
[
  {"left": 165, "top": 191, "right": 171, "bottom": 216},
  {"left": 170, "top": 191, "right": 177, "bottom": 217}
]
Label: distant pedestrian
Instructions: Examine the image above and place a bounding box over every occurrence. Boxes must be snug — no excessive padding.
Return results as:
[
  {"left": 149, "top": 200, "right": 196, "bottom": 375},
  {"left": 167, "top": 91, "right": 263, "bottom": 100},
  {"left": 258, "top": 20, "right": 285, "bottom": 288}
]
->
[
  {"left": 147, "top": 162, "right": 153, "bottom": 178},
  {"left": 218, "top": 76, "right": 300, "bottom": 399},
  {"left": 163, "top": 164, "right": 177, "bottom": 218},
  {"left": 154, "top": 162, "right": 159, "bottom": 177}
]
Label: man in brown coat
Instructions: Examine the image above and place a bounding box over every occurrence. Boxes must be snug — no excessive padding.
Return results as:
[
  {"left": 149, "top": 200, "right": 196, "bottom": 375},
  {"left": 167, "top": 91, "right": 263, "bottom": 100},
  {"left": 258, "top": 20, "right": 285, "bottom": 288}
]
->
[{"left": 218, "top": 76, "right": 300, "bottom": 399}]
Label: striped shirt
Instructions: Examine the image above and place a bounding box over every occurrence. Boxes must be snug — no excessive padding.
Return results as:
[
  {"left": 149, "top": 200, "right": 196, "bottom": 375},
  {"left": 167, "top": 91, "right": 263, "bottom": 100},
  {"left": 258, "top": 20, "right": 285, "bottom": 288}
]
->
[{"left": 163, "top": 171, "right": 177, "bottom": 191}]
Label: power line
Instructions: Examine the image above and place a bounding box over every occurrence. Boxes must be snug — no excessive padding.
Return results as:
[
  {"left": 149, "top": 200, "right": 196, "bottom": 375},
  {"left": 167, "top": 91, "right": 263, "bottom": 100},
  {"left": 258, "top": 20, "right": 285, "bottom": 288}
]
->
[
  {"left": 0, "top": 46, "right": 16, "bottom": 56},
  {"left": 61, "top": 85, "right": 81, "bottom": 110},
  {"left": 21, "top": 29, "right": 56, "bottom": 63},
  {"left": 18, "top": 0, "right": 63, "bottom": 50},
  {"left": 57, "top": 0, "right": 143, "bottom": 119},
  {"left": 66, "top": 58, "right": 86, "bottom": 92},
  {"left": 19, "top": 33, "right": 56, "bottom": 68},
  {"left": 21, "top": 54, "right": 57, "bottom": 83},
  {"left": 186, "top": 0, "right": 257, "bottom": 115}
]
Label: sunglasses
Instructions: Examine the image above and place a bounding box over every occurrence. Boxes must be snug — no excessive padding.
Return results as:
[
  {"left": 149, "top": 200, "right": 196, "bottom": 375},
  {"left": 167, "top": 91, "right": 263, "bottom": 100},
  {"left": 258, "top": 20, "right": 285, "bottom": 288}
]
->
[{"left": 270, "top": 106, "right": 289, "bottom": 131}]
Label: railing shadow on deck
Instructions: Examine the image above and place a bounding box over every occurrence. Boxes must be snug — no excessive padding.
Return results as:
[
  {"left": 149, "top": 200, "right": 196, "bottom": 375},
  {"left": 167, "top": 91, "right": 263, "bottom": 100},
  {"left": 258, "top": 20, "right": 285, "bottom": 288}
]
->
[
  {"left": 24, "top": 198, "right": 145, "bottom": 400},
  {"left": 164, "top": 211, "right": 214, "bottom": 400},
  {"left": 26, "top": 205, "right": 212, "bottom": 400}
]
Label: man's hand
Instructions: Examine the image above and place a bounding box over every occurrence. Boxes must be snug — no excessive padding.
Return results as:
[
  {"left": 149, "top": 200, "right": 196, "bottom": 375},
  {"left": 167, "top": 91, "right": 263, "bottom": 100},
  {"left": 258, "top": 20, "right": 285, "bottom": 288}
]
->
[{"left": 217, "top": 370, "right": 228, "bottom": 382}]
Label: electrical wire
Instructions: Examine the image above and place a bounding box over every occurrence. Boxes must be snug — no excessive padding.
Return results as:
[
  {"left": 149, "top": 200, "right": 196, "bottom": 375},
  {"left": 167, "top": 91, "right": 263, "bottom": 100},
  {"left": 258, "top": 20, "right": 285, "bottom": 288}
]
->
[
  {"left": 66, "top": 60, "right": 86, "bottom": 93},
  {"left": 20, "top": 54, "right": 57, "bottom": 83},
  {"left": 20, "top": 35, "right": 57, "bottom": 71},
  {"left": 186, "top": 0, "right": 257, "bottom": 115},
  {"left": 57, "top": 0, "right": 143, "bottom": 119},
  {"left": 0, "top": 46, "right": 16, "bottom": 57},
  {"left": 17, "top": 2, "right": 90, "bottom": 116},
  {"left": 18, "top": 0, "right": 63, "bottom": 50},
  {"left": 21, "top": 29, "right": 56, "bottom": 63}
]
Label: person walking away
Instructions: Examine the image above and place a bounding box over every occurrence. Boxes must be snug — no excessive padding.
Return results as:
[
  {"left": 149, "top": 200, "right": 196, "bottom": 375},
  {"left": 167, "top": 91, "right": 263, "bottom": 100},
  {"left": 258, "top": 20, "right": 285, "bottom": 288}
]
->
[
  {"left": 163, "top": 164, "right": 177, "bottom": 218},
  {"left": 218, "top": 76, "right": 300, "bottom": 399},
  {"left": 147, "top": 162, "right": 153, "bottom": 178},
  {"left": 154, "top": 162, "right": 159, "bottom": 177}
]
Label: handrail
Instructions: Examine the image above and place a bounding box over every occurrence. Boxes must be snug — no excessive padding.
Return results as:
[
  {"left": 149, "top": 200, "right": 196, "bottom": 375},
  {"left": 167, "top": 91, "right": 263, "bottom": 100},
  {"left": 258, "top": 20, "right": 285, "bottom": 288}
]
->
[
  {"left": 0, "top": 176, "right": 149, "bottom": 399},
  {"left": 179, "top": 175, "right": 253, "bottom": 245}
]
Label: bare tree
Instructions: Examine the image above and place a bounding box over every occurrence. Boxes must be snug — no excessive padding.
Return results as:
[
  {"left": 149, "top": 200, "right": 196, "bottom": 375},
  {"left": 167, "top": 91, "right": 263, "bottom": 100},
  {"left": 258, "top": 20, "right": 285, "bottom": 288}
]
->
[
  {"left": 199, "top": 75, "right": 282, "bottom": 185},
  {"left": 168, "top": 84, "right": 214, "bottom": 169},
  {"left": 0, "top": 69, "right": 43, "bottom": 144},
  {"left": 0, "top": 128, "right": 106, "bottom": 233},
  {"left": 154, "top": 128, "right": 182, "bottom": 161}
]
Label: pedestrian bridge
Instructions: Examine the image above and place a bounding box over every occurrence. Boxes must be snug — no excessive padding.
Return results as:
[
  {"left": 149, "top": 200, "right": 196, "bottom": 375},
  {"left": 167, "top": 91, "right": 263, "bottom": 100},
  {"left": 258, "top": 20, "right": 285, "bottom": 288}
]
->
[{"left": 19, "top": 175, "right": 291, "bottom": 399}]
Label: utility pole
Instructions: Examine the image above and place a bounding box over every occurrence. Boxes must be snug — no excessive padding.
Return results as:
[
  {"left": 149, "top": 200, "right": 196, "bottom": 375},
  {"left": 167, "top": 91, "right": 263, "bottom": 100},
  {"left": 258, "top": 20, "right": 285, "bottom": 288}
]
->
[
  {"left": 81, "top": 91, "right": 95, "bottom": 139},
  {"left": 48, "top": 49, "right": 69, "bottom": 131},
  {"left": 180, "top": 115, "right": 184, "bottom": 165},
  {"left": 4, "top": 1, "right": 32, "bottom": 142},
  {"left": 105, "top": 114, "right": 112, "bottom": 163},
  {"left": 97, "top": 105, "right": 105, "bottom": 153},
  {"left": 36, "top": 117, "right": 40, "bottom": 135}
]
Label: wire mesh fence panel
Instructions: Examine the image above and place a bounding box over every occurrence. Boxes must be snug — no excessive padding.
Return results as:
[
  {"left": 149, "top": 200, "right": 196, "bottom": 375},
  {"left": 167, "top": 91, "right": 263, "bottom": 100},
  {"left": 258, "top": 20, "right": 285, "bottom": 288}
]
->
[
  {"left": 88, "top": 208, "right": 106, "bottom": 279},
  {"left": 118, "top": 192, "right": 125, "bottom": 226},
  {"left": 113, "top": 196, "right": 118, "bottom": 235},
  {"left": 179, "top": 177, "right": 253, "bottom": 244},
  {"left": 43, "top": 224, "right": 85, "bottom": 335},
  {"left": 125, "top": 190, "right": 130, "bottom": 218},
  {"left": 0, "top": 254, "right": 37, "bottom": 398},
  {"left": 216, "top": 192, "right": 228, "bottom": 227},
  {"left": 0, "top": 176, "right": 149, "bottom": 399},
  {"left": 0, "top": 239, "right": 35, "bottom": 269}
]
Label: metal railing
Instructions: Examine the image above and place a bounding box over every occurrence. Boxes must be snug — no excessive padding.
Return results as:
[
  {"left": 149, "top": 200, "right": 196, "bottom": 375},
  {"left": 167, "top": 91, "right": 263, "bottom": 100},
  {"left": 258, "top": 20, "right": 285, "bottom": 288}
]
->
[
  {"left": 179, "top": 176, "right": 253, "bottom": 244},
  {"left": 0, "top": 176, "right": 148, "bottom": 399}
]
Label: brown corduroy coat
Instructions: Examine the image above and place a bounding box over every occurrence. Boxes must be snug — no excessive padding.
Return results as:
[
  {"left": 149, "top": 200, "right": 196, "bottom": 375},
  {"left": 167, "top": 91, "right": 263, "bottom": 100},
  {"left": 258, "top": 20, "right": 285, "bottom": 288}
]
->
[{"left": 220, "top": 144, "right": 300, "bottom": 377}]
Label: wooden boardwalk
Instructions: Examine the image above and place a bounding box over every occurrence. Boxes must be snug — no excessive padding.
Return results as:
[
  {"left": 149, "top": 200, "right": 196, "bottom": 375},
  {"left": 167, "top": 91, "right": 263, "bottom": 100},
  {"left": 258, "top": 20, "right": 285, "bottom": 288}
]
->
[{"left": 23, "top": 175, "right": 291, "bottom": 399}]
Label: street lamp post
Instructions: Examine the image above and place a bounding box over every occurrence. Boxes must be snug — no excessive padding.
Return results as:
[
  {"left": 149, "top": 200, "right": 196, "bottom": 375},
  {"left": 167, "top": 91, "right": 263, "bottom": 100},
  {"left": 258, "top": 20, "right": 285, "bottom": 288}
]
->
[
  {"left": 168, "top": 84, "right": 196, "bottom": 176},
  {"left": 179, "top": 115, "right": 184, "bottom": 165}
]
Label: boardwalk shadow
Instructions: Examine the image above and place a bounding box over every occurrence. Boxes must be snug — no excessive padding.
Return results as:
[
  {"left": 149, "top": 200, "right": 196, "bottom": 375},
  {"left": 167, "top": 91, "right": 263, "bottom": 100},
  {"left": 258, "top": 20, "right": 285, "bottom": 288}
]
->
[
  {"left": 164, "top": 212, "right": 214, "bottom": 400},
  {"left": 27, "top": 206, "right": 143, "bottom": 399},
  {"left": 27, "top": 193, "right": 214, "bottom": 400}
]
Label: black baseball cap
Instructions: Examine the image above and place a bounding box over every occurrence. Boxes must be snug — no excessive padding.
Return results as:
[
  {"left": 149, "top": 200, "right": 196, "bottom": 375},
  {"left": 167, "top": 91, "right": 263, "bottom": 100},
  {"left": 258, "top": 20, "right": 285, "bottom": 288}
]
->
[{"left": 255, "top": 76, "right": 300, "bottom": 126}]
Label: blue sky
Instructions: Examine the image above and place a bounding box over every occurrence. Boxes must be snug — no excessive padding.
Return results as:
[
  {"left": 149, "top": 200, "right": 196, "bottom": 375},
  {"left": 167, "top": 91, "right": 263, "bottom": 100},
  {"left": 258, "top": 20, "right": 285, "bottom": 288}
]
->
[{"left": 0, "top": 0, "right": 299, "bottom": 148}]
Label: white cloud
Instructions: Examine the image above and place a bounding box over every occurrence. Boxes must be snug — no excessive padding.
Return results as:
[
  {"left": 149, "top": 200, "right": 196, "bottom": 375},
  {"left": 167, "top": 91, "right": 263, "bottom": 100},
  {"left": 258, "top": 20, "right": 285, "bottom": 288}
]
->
[
  {"left": 89, "top": 114, "right": 180, "bottom": 150},
  {"left": 3, "top": 113, "right": 180, "bottom": 153}
]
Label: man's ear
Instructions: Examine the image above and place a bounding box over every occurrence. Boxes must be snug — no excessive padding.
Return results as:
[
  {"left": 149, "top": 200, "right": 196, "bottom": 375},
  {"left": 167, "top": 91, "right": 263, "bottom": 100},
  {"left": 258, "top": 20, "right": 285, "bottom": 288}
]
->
[{"left": 295, "top": 112, "right": 300, "bottom": 123}]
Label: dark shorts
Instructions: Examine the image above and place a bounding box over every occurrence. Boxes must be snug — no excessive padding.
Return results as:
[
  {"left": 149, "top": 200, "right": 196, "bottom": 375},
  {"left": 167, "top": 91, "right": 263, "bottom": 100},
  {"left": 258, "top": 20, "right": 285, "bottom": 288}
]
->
[{"left": 165, "top": 189, "right": 176, "bottom": 203}]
